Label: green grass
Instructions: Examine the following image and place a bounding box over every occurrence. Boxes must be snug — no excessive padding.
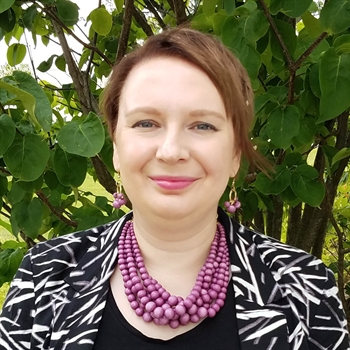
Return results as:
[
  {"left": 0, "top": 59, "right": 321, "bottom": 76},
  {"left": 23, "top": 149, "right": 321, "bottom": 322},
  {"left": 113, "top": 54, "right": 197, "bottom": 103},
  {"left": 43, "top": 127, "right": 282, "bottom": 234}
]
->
[{"left": 0, "top": 175, "right": 112, "bottom": 307}]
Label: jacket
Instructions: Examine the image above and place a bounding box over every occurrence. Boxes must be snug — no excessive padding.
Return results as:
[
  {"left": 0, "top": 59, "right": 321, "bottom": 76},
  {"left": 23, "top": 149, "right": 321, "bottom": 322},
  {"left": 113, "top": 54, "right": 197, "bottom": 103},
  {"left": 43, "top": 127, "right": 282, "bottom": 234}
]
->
[{"left": 0, "top": 210, "right": 349, "bottom": 349}]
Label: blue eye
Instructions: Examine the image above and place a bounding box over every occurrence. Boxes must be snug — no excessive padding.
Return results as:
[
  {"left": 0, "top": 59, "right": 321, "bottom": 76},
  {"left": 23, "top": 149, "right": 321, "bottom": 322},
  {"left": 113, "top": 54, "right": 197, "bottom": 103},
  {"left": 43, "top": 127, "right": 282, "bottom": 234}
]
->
[
  {"left": 195, "top": 123, "right": 217, "bottom": 131},
  {"left": 134, "top": 120, "right": 154, "bottom": 128}
]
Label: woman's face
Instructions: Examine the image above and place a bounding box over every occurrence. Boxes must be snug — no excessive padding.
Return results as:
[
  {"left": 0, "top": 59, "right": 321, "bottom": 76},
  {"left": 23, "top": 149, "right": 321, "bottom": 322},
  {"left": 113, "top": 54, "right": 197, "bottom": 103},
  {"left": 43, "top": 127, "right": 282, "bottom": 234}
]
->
[{"left": 113, "top": 57, "right": 240, "bottom": 220}]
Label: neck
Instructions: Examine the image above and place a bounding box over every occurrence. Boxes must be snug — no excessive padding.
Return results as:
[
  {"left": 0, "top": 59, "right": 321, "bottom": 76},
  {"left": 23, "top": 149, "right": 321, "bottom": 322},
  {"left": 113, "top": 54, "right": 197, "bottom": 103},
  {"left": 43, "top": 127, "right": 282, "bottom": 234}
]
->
[{"left": 131, "top": 208, "right": 218, "bottom": 296}]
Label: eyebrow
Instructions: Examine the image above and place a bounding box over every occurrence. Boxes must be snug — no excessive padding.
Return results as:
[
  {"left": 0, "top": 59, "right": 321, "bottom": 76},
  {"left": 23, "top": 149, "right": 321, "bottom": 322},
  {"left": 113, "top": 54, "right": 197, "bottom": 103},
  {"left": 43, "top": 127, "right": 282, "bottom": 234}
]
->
[
  {"left": 189, "top": 109, "right": 225, "bottom": 120},
  {"left": 126, "top": 107, "right": 161, "bottom": 117},
  {"left": 125, "top": 107, "right": 225, "bottom": 120}
]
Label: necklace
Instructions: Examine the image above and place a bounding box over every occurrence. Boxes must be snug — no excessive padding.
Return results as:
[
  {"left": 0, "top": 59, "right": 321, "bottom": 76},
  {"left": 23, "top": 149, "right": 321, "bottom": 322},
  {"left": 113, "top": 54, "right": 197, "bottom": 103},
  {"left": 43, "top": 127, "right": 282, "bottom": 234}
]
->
[{"left": 117, "top": 220, "right": 230, "bottom": 329}]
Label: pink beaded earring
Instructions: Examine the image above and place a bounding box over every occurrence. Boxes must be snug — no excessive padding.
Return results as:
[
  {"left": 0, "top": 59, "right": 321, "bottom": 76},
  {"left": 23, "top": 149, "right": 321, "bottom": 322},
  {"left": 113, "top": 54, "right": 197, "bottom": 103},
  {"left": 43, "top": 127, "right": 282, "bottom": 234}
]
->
[
  {"left": 224, "top": 180, "right": 241, "bottom": 214},
  {"left": 113, "top": 176, "right": 127, "bottom": 209}
]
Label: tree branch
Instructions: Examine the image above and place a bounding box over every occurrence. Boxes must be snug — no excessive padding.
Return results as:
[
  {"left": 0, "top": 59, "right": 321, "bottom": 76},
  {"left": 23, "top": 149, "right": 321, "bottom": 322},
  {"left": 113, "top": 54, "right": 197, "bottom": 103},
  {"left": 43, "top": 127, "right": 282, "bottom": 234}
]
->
[
  {"left": 116, "top": 0, "right": 135, "bottom": 64},
  {"left": 294, "top": 32, "right": 327, "bottom": 71},
  {"left": 144, "top": 0, "right": 167, "bottom": 29},
  {"left": 258, "top": 0, "right": 294, "bottom": 70},
  {"left": 168, "top": 0, "right": 187, "bottom": 25},
  {"left": 0, "top": 167, "right": 11, "bottom": 176},
  {"left": 42, "top": 5, "right": 113, "bottom": 67},
  {"left": 36, "top": 190, "right": 78, "bottom": 228},
  {"left": 329, "top": 208, "right": 350, "bottom": 321},
  {"left": 133, "top": 6, "right": 154, "bottom": 36}
]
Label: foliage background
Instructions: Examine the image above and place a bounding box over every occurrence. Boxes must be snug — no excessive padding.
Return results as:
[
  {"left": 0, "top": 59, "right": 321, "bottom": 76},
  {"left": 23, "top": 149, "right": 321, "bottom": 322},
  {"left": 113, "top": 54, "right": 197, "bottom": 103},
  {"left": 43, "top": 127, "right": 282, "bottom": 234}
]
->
[{"left": 1, "top": 0, "right": 350, "bottom": 321}]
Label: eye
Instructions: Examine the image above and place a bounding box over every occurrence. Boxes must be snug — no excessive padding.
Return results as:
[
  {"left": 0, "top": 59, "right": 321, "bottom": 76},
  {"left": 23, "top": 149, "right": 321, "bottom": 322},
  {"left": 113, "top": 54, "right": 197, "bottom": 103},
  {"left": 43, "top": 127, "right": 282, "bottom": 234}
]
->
[
  {"left": 133, "top": 120, "right": 155, "bottom": 128},
  {"left": 193, "top": 123, "right": 217, "bottom": 131}
]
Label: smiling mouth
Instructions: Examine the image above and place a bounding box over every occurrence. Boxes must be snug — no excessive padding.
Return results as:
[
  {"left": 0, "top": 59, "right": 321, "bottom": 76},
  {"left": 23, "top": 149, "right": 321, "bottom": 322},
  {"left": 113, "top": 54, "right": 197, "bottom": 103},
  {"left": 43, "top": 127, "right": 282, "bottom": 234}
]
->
[{"left": 150, "top": 176, "right": 197, "bottom": 190}]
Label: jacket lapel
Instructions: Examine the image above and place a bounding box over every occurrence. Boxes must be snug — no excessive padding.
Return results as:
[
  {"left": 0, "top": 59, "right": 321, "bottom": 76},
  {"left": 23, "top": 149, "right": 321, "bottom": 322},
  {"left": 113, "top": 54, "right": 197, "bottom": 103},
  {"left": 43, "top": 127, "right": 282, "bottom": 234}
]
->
[
  {"left": 47, "top": 213, "right": 132, "bottom": 350},
  {"left": 223, "top": 215, "right": 290, "bottom": 350}
]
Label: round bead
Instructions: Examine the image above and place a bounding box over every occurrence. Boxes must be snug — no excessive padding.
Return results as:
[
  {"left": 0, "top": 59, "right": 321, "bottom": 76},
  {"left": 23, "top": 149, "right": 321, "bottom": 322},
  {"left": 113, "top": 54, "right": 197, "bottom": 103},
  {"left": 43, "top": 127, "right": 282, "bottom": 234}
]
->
[
  {"left": 197, "top": 307, "right": 208, "bottom": 318},
  {"left": 175, "top": 304, "right": 186, "bottom": 316},
  {"left": 168, "top": 296, "right": 178, "bottom": 306},
  {"left": 169, "top": 320, "right": 179, "bottom": 328},
  {"left": 142, "top": 312, "right": 152, "bottom": 322},
  {"left": 164, "top": 308, "right": 175, "bottom": 320},
  {"left": 153, "top": 307, "right": 164, "bottom": 319},
  {"left": 145, "top": 301, "right": 156, "bottom": 313}
]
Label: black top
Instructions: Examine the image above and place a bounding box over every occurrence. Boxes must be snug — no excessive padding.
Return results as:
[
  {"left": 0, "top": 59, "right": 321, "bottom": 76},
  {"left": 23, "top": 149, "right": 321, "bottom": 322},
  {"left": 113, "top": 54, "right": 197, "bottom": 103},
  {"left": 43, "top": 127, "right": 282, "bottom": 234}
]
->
[{"left": 93, "top": 279, "right": 242, "bottom": 350}]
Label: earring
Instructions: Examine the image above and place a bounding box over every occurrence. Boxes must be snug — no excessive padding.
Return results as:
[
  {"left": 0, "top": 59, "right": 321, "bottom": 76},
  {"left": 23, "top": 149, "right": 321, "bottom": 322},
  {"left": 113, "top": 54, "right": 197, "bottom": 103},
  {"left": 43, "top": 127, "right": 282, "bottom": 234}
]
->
[
  {"left": 224, "top": 180, "right": 241, "bottom": 214},
  {"left": 113, "top": 177, "right": 127, "bottom": 209}
]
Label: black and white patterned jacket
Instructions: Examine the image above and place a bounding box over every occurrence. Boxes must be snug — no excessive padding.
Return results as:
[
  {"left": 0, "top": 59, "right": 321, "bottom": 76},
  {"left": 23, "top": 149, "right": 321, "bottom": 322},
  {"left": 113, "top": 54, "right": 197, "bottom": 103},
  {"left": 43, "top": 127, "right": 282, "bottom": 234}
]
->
[{"left": 0, "top": 210, "right": 349, "bottom": 349}]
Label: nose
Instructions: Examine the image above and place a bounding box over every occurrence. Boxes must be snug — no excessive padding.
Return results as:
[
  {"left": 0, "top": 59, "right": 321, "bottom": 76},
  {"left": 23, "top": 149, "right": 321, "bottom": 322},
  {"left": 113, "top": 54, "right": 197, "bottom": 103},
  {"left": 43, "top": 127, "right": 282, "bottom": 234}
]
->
[{"left": 155, "top": 128, "right": 189, "bottom": 163}]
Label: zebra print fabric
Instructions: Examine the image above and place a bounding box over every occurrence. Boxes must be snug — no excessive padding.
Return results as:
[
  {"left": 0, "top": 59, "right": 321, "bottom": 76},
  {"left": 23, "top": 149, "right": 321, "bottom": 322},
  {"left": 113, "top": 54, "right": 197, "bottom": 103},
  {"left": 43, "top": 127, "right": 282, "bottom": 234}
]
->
[{"left": 0, "top": 210, "right": 349, "bottom": 349}]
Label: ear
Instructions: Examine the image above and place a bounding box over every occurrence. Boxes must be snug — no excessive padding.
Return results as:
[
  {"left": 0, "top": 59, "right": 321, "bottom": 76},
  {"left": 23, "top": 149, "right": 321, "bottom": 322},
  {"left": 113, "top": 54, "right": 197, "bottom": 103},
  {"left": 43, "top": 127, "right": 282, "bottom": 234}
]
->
[
  {"left": 112, "top": 142, "right": 120, "bottom": 172},
  {"left": 230, "top": 151, "right": 241, "bottom": 178}
]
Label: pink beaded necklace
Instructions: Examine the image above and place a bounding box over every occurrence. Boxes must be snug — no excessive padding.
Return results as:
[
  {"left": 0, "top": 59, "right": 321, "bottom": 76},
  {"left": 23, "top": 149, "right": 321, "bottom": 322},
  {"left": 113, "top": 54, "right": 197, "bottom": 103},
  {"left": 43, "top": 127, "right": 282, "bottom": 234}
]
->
[{"left": 117, "top": 220, "right": 230, "bottom": 329}]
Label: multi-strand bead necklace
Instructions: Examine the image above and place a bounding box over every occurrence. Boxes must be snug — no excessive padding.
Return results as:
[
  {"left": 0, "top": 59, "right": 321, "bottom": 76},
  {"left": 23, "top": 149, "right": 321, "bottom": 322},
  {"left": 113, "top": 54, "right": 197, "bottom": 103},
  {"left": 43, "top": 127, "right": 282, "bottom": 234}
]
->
[{"left": 117, "top": 220, "right": 230, "bottom": 329}]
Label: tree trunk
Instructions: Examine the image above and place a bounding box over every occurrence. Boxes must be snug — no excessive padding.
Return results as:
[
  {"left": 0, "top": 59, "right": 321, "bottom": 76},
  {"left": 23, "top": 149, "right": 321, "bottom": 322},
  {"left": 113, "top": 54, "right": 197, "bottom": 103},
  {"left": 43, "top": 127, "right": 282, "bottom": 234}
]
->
[
  {"left": 254, "top": 210, "right": 265, "bottom": 234},
  {"left": 286, "top": 203, "right": 302, "bottom": 246}
]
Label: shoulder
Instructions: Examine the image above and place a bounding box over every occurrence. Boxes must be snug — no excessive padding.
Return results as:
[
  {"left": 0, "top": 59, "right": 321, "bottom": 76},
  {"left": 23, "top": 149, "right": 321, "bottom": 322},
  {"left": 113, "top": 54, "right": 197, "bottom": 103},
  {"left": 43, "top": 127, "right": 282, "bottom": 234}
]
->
[
  {"left": 237, "top": 224, "right": 336, "bottom": 299},
  {"left": 30, "top": 220, "right": 117, "bottom": 259}
]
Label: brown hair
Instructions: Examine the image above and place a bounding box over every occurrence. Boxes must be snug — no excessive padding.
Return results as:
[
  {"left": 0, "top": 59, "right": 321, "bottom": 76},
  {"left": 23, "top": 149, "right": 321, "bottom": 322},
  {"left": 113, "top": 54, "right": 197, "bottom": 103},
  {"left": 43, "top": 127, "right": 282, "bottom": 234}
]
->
[{"left": 102, "top": 27, "right": 268, "bottom": 172}]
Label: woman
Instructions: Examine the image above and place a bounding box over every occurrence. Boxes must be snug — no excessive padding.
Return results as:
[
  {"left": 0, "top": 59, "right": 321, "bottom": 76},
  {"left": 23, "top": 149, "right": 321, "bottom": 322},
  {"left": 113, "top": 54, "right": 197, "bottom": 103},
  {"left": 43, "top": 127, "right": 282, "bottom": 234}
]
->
[{"left": 0, "top": 28, "right": 349, "bottom": 350}]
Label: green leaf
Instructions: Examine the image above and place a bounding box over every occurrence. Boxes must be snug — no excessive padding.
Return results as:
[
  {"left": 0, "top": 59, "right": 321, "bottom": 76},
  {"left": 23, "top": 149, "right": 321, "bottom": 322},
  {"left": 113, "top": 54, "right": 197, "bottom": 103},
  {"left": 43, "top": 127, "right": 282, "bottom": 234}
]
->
[
  {"left": 290, "top": 172, "right": 325, "bottom": 207},
  {"left": 320, "top": 0, "right": 350, "bottom": 34},
  {"left": 53, "top": 146, "right": 87, "bottom": 187},
  {"left": 44, "top": 170, "right": 59, "bottom": 190},
  {"left": 90, "top": 6, "right": 112, "bottom": 36},
  {"left": 0, "top": 0, "right": 15, "bottom": 14},
  {"left": 203, "top": 0, "right": 218, "bottom": 16},
  {"left": 273, "top": 0, "right": 313, "bottom": 18},
  {"left": 0, "top": 114, "right": 16, "bottom": 156},
  {"left": 13, "top": 71, "right": 52, "bottom": 132},
  {"left": 0, "top": 8, "right": 16, "bottom": 32},
  {"left": 301, "top": 11, "right": 323, "bottom": 38},
  {"left": 295, "top": 164, "right": 318, "bottom": 180},
  {"left": 332, "top": 148, "right": 350, "bottom": 165},
  {"left": 100, "top": 134, "right": 115, "bottom": 174},
  {"left": 223, "top": 0, "right": 236, "bottom": 15},
  {"left": 22, "top": 5, "right": 38, "bottom": 30},
  {"left": 11, "top": 198, "right": 43, "bottom": 239},
  {"left": 283, "top": 152, "right": 303, "bottom": 167},
  {"left": 319, "top": 48, "right": 350, "bottom": 123},
  {"left": 17, "top": 176, "right": 43, "bottom": 193},
  {"left": 243, "top": 10, "right": 269, "bottom": 46},
  {"left": 294, "top": 115, "right": 316, "bottom": 144},
  {"left": 240, "top": 191, "right": 258, "bottom": 221},
  {"left": 114, "top": 0, "right": 124, "bottom": 13},
  {"left": 56, "top": 0, "right": 79, "bottom": 27},
  {"left": 270, "top": 20, "right": 297, "bottom": 61},
  {"left": 334, "top": 34, "right": 350, "bottom": 55},
  {"left": 0, "top": 79, "right": 36, "bottom": 125},
  {"left": 221, "top": 16, "right": 261, "bottom": 79},
  {"left": 57, "top": 112, "right": 105, "bottom": 157},
  {"left": 55, "top": 55, "right": 66, "bottom": 72},
  {"left": 266, "top": 105, "right": 300, "bottom": 149},
  {"left": 309, "top": 63, "right": 321, "bottom": 98},
  {"left": 255, "top": 168, "right": 290, "bottom": 195},
  {"left": 7, "top": 181, "right": 25, "bottom": 205},
  {"left": 37, "top": 55, "right": 57, "bottom": 72},
  {"left": 7, "top": 44, "right": 26, "bottom": 66},
  {"left": 3, "top": 134, "right": 50, "bottom": 182},
  {"left": 0, "top": 248, "right": 25, "bottom": 286},
  {"left": 73, "top": 207, "right": 109, "bottom": 231}
]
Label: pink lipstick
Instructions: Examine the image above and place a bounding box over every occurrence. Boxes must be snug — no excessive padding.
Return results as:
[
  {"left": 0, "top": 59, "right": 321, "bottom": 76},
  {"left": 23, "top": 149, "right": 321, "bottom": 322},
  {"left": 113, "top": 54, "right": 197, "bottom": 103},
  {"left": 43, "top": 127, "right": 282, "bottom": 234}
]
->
[{"left": 151, "top": 176, "right": 197, "bottom": 190}]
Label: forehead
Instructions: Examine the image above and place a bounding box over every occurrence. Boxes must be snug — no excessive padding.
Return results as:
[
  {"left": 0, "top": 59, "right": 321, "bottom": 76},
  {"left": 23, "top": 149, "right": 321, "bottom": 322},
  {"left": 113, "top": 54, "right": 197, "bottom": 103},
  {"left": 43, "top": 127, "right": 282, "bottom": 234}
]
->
[{"left": 120, "top": 57, "right": 222, "bottom": 103}]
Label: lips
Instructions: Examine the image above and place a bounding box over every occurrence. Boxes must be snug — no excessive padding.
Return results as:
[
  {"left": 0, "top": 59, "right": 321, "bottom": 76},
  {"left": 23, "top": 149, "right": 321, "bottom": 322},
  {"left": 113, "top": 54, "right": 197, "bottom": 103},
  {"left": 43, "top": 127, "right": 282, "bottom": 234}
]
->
[{"left": 150, "top": 176, "right": 197, "bottom": 190}]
